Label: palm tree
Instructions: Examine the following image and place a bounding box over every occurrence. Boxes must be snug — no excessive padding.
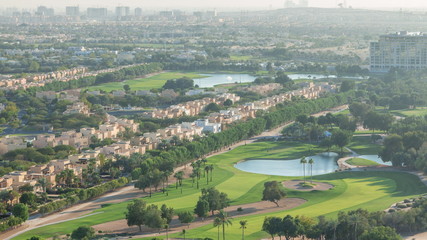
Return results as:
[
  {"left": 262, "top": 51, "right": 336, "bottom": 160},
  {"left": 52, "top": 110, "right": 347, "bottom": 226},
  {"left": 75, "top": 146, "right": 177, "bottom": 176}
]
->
[
  {"left": 36, "top": 178, "right": 48, "bottom": 192},
  {"left": 308, "top": 158, "right": 314, "bottom": 184},
  {"left": 174, "top": 171, "right": 184, "bottom": 193},
  {"left": 192, "top": 167, "right": 201, "bottom": 189},
  {"left": 164, "top": 224, "right": 169, "bottom": 240},
  {"left": 240, "top": 220, "right": 248, "bottom": 240},
  {"left": 205, "top": 165, "right": 210, "bottom": 185},
  {"left": 213, "top": 217, "right": 222, "bottom": 240},
  {"left": 217, "top": 210, "right": 232, "bottom": 240},
  {"left": 190, "top": 172, "right": 196, "bottom": 187},
  {"left": 300, "top": 157, "right": 307, "bottom": 183},
  {"left": 182, "top": 229, "right": 186, "bottom": 240},
  {"left": 209, "top": 165, "right": 214, "bottom": 182}
]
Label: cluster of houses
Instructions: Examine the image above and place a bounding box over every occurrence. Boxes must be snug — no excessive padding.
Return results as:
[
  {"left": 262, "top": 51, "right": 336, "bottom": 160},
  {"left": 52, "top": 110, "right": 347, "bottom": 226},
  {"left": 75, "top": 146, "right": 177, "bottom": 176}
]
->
[
  {"left": 0, "top": 82, "right": 336, "bottom": 193},
  {"left": 142, "top": 93, "right": 241, "bottom": 119},
  {"left": 0, "top": 63, "right": 147, "bottom": 91},
  {"left": 236, "top": 83, "right": 282, "bottom": 95},
  {"left": 0, "top": 67, "right": 87, "bottom": 90}
]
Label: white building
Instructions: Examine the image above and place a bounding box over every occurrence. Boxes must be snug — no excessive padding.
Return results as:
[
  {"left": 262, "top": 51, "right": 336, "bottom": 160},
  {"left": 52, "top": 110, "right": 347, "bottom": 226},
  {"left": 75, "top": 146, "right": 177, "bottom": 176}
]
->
[{"left": 370, "top": 31, "right": 427, "bottom": 72}]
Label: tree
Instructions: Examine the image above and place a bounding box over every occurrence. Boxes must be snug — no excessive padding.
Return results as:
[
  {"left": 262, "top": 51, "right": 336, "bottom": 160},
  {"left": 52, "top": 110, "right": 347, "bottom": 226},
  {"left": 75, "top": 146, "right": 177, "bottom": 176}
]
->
[
  {"left": 205, "top": 103, "right": 221, "bottom": 112},
  {"left": 71, "top": 226, "right": 95, "bottom": 240},
  {"left": 194, "top": 199, "right": 210, "bottom": 218},
  {"left": 123, "top": 84, "right": 131, "bottom": 93},
  {"left": 308, "top": 158, "right": 314, "bottom": 184},
  {"left": 18, "top": 184, "right": 34, "bottom": 193},
  {"left": 27, "top": 236, "right": 44, "bottom": 240},
  {"left": 160, "top": 204, "right": 174, "bottom": 224},
  {"left": 262, "top": 181, "right": 286, "bottom": 207},
  {"left": 200, "top": 187, "right": 230, "bottom": 215},
  {"left": 379, "top": 134, "right": 403, "bottom": 164},
  {"left": 300, "top": 157, "right": 307, "bottom": 183},
  {"left": 205, "top": 165, "right": 210, "bottom": 185},
  {"left": 19, "top": 192, "right": 36, "bottom": 206},
  {"left": 282, "top": 215, "right": 301, "bottom": 240},
  {"left": 174, "top": 171, "right": 184, "bottom": 192},
  {"left": 240, "top": 220, "right": 248, "bottom": 240},
  {"left": 262, "top": 216, "right": 282, "bottom": 240},
  {"left": 12, "top": 203, "right": 29, "bottom": 221},
  {"left": 349, "top": 102, "right": 372, "bottom": 121},
  {"left": 178, "top": 211, "right": 194, "bottom": 227},
  {"left": 331, "top": 129, "right": 353, "bottom": 154},
  {"left": 214, "top": 217, "right": 222, "bottom": 240},
  {"left": 359, "top": 226, "right": 401, "bottom": 240},
  {"left": 36, "top": 178, "right": 49, "bottom": 192},
  {"left": 224, "top": 99, "right": 233, "bottom": 107},
  {"left": 217, "top": 210, "right": 232, "bottom": 240},
  {"left": 125, "top": 199, "right": 147, "bottom": 231},
  {"left": 144, "top": 205, "right": 164, "bottom": 231},
  {"left": 340, "top": 80, "right": 355, "bottom": 92}
]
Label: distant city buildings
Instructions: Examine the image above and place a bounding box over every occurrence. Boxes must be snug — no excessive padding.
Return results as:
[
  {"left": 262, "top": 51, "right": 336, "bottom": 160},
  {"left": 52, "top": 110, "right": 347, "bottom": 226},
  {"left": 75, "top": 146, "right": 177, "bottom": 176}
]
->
[
  {"left": 65, "top": 6, "right": 79, "bottom": 17},
  {"left": 87, "top": 8, "right": 108, "bottom": 19},
  {"left": 134, "top": 8, "right": 143, "bottom": 17},
  {"left": 370, "top": 31, "right": 427, "bottom": 72},
  {"left": 115, "top": 6, "right": 130, "bottom": 18},
  {"left": 35, "top": 6, "right": 54, "bottom": 16}
]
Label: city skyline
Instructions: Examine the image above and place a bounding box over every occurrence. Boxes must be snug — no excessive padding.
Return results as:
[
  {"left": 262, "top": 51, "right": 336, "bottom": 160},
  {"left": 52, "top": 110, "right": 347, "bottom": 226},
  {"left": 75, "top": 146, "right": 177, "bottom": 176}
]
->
[{"left": 2, "top": 0, "right": 427, "bottom": 11}]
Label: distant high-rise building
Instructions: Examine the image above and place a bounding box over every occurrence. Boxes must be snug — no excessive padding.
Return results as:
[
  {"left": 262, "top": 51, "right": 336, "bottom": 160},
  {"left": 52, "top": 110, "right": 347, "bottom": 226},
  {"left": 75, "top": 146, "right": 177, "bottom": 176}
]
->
[
  {"left": 66, "top": 6, "right": 79, "bottom": 16},
  {"left": 87, "top": 8, "right": 108, "bottom": 19},
  {"left": 115, "top": 6, "right": 130, "bottom": 17},
  {"left": 134, "top": 8, "right": 142, "bottom": 16},
  {"left": 370, "top": 31, "right": 427, "bottom": 72},
  {"left": 36, "top": 6, "right": 54, "bottom": 16}
]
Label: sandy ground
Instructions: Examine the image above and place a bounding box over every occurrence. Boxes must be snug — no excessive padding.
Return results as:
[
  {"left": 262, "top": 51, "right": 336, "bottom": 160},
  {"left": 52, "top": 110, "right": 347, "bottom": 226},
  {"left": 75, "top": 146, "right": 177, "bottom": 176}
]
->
[
  {"left": 283, "top": 180, "right": 334, "bottom": 191},
  {"left": 405, "top": 232, "right": 427, "bottom": 240},
  {"left": 2, "top": 105, "right": 348, "bottom": 240},
  {"left": 93, "top": 198, "right": 306, "bottom": 239}
]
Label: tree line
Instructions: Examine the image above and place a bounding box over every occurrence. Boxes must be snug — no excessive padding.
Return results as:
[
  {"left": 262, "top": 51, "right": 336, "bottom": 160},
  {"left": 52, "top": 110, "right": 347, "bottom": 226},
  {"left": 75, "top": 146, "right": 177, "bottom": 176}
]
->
[{"left": 262, "top": 196, "right": 427, "bottom": 240}]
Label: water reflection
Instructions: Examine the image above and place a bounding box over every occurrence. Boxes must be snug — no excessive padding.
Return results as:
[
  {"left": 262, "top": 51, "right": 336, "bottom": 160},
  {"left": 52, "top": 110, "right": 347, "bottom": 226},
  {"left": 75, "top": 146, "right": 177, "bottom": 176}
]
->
[{"left": 234, "top": 152, "right": 339, "bottom": 177}]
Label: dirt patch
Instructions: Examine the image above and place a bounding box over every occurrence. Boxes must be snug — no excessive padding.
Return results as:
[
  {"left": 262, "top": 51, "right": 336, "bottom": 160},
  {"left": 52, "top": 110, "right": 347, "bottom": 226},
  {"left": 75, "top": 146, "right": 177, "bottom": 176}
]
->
[
  {"left": 404, "top": 231, "right": 427, "bottom": 240},
  {"left": 93, "top": 198, "right": 306, "bottom": 238},
  {"left": 283, "top": 180, "right": 334, "bottom": 191}
]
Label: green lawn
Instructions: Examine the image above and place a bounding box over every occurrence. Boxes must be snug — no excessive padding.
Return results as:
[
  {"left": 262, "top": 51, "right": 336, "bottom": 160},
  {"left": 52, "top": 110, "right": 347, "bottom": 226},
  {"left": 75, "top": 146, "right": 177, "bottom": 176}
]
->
[
  {"left": 388, "top": 108, "right": 427, "bottom": 117},
  {"left": 354, "top": 129, "right": 385, "bottom": 135},
  {"left": 230, "top": 55, "right": 253, "bottom": 61},
  {"left": 13, "top": 141, "right": 427, "bottom": 240},
  {"left": 348, "top": 135, "right": 382, "bottom": 155},
  {"left": 85, "top": 72, "right": 206, "bottom": 92},
  {"left": 346, "top": 157, "right": 379, "bottom": 166}
]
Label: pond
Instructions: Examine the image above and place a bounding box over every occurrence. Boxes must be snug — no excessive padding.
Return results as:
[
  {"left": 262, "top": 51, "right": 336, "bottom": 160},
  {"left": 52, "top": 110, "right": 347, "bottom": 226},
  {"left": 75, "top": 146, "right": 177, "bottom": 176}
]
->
[
  {"left": 194, "top": 74, "right": 257, "bottom": 88},
  {"left": 358, "top": 155, "right": 392, "bottom": 166},
  {"left": 234, "top": 152, "right": 339, "bottom": 177}
]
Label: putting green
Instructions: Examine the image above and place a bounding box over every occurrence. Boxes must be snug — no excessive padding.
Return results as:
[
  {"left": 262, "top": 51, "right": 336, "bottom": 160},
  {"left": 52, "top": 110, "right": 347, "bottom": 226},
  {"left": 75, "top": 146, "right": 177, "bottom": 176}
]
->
[
  {"left": 12, "top": 141, "right": 427, "bottom": 240},
  {"left": 346, "top": 157, "right": 379, "bottom": 166}
]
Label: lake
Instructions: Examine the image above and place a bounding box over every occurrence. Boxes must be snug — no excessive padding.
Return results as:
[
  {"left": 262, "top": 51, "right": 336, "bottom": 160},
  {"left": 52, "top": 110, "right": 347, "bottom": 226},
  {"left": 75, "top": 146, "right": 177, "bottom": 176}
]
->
[
  {"left": 288, "top": 74, "right": 366, "bottom": 80},
  {"left": 234, "top": 152, "right": 340, "bottom": 177},
  {"left": 194, "top": 73, "right": 365, "bottom": 88},
  {"left": 358, "top": 155, "right": 392, "bottom": 166}
]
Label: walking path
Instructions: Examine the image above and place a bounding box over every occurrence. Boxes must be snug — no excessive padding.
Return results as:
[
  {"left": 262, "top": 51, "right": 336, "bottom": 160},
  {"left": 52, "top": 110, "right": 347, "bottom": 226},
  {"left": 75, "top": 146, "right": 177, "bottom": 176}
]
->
[
  {"left": 1, "top": 105, "right": 348, "bottom": 240},
  {"left": 93, "top": 198, "right": 307, "bottom": 239}
]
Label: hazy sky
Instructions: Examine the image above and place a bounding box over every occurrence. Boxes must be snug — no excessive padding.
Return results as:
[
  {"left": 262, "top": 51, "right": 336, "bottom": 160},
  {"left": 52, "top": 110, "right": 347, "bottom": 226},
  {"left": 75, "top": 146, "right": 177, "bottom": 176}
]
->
[{"left": 2, "top": 0, "right": 427, "bottom": 11}]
